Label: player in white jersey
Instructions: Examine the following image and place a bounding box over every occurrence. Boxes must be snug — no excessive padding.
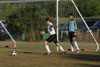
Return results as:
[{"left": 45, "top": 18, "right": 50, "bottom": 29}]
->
[{"left": 41, "top": 18, "right": 66, "bottom": 55}]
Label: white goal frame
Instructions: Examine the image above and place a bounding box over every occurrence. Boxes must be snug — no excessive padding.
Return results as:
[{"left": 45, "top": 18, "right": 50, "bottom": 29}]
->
[
  {"left": 0, "top": 21, "right": 16, "bottom": 48},
  {"left": 0, "top": 0, "right": 99, "bottom": 51}
]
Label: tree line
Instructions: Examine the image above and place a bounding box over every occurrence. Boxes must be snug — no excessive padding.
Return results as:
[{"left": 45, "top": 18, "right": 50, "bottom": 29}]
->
[{"left": 0, "top": 0, "right": 99, "bottom": 41}]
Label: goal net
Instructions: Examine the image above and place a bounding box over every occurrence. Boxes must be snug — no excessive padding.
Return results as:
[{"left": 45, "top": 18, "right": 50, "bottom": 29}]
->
[{"left": 0, "top": 0, "right": 99, "bottom": 51}]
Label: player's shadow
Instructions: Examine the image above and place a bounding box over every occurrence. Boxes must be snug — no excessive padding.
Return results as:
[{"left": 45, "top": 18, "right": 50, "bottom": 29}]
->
[
  {"left": 64, "top": 53, "right": 100, "bottom": 62},
  {"left": 24, "top": 52, "right": 34, "bottom": 54},
  {"left": 23, "top": 52, "right": 63, "bottom": 55},
  {"left": 19, "top": 51, "right": 44, "bottom": 55}
]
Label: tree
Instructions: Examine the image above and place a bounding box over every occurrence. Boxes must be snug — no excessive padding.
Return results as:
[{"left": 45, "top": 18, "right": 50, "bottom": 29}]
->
[
  {"left": 75, "top": 0, "right": 100, "bottom": 17},
  {"left": 8, "top": 3, "right": 47, "bottom": 41},
  {"left": 86, "top": 0, "right": 100, "bottom": 16}
]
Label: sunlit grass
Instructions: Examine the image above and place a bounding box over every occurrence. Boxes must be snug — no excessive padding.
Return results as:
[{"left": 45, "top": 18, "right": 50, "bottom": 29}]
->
[{"left": 0, "top": 41, "right": 100, "bottom": 67}]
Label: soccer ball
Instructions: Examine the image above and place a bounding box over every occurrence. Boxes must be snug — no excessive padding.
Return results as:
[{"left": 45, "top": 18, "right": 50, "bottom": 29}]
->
[{"left": 11, "top": 51, "right": 17, "bottom": 56}]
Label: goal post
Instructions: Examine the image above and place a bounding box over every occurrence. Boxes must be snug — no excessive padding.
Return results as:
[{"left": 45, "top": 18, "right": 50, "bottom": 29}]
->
[
  {"left": 56, "top": 0, "right": 59, "bottom": 51},
  {"left": 70, "top": 0, "right": 99, "bottom": 51},
  {"left": 56, "top": 0, "right": 59, "bottom": 42},
  {"left": 0, "top": 21, "right": 16, "bottom": 48}
]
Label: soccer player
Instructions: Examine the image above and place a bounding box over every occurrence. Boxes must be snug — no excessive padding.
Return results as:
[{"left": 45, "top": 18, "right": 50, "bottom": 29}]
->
[
  {"left": 41, "top": 18, "right": 66, "bottom": 55},
  {"left": 68, "top": 13, "right": 80, "bottom": 53}
]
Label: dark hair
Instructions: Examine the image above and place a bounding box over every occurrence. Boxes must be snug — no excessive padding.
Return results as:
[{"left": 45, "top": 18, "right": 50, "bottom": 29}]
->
[
  {"left": 46, "top": 17, "right": 51, "bottom": 21},
  {"left": 68, "top": 13, "right": 73, "bottom": 17}
]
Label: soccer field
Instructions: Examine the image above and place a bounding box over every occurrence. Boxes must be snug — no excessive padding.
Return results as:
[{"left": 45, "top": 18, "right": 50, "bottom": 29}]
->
[{"left": 0, "top": 41, "right": 100, "bottom": 67}]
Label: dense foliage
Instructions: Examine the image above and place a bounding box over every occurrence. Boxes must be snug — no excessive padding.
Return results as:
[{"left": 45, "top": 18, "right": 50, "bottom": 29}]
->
[{"left": 0, "top": 0, "right": 100, "bottom": 41}]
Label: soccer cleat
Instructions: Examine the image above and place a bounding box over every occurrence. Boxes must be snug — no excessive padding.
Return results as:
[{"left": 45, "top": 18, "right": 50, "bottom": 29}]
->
[
  {"left": 77, "top": 50, "right": 80, "bottom": 53},
  {"left": 62, "top": 52, "right": 66, "bottom": 55},
  {"left": 44, "top": 52, "right": 52, "bottom": 55}
]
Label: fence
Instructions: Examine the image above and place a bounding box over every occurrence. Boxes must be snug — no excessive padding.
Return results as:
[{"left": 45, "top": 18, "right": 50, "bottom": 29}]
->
[{"left": 59, "top": 29, "right": 100, "bottom": 42}]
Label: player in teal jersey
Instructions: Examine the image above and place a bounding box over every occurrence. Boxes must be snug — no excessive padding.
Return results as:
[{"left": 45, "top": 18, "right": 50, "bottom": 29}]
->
[{"left": 68, "top": 13, "right": 80, "bottom": 53}]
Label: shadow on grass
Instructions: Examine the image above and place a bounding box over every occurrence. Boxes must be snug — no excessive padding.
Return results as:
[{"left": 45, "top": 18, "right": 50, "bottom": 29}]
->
[
  {"left": 79, "top": 64, "right": 100, "bottom": 67},
  {"left": 64, "top": 53, "right": 100, "bottom": 62},
  {"left": 17, "top": 51, "right": 44, "bottom": 55},
  {"left": 24, "top": 52, "right": 35, "bottom": 54},
  {"left": 19, "top": 51, "right": 64, "bottom": 56}
]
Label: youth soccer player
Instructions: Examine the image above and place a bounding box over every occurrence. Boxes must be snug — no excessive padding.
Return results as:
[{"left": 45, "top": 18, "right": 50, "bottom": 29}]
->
[
  {"left": 68, "top": 13, "right": 80, "bottom": 53},
  {"left": 41, "top": 18, "right": 66, "bottom": 55}
]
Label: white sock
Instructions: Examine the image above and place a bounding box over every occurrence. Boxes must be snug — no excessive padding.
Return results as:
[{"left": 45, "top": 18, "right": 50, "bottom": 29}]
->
[
  {"left": 71, "top": 45, "right": 74, "bottom": 52},
  {"left": 74, "top": 42, "right": 80, "bottom": 51},
  {"left": 59, "top": 46, "right": 65, "bottom": 52},
  {"left": 45, "top": 45, "right": 51, "bottom": 53},
  {"left": 71, "top": 42, "right": 74, "bottom": 52},
  {"left": 56, "top": 46, "right": 59, "bottom": 51}
]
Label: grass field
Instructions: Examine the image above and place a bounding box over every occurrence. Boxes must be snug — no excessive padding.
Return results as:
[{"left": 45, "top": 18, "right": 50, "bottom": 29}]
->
[{"left": 0, "top": 41, "right": 100, "bottom": 67}]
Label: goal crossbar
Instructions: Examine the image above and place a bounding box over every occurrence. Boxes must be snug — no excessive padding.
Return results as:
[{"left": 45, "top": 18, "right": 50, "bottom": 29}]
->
[{"left": 0, "top": 0, "right": 69, "bottom": 4}]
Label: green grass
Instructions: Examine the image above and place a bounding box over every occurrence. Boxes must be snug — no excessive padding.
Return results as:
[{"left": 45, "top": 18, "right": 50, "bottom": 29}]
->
[
  {"left": 51, "top": 17, "right": 100, "bottom": 23},
  {"left": 0, "top": 41, "right": 100, "bottom": 67},
  {"left": 51, "top": 17, "right": 80, "bottom": 23}
]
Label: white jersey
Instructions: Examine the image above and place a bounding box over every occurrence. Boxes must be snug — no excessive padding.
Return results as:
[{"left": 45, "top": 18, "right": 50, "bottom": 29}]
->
[{"left": 48, "top": 23, "right": 56, "bottom": 35}]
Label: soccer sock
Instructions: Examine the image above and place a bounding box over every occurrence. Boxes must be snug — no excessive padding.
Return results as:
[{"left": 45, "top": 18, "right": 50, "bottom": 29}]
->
[
  {"left": 71, "top": 42, "right": 74, "bottom": 52},
  {"left": 45, "top": 45, "right": 51, "bottom": 53},
  {"left": 59, "top": 46, "right": 65, "bottom": 52},
  {"left": 56, "top": 46, "right": 59, "bottom": 51},
  {"left": 74, "top": 41, "right": 80, "bottom": 51}
]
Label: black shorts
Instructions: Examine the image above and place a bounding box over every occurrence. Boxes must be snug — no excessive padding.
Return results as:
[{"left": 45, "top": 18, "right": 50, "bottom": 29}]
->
[
  {"left": 46, "top": 34, "right": 58, "bottom": 43},
  {"left": 68, "top": 32, "right": 75, "bottom": 42}
]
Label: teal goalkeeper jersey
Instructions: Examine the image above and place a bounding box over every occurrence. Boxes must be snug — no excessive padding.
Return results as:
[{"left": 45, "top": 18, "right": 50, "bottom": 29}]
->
[{"left": 68, "top": 19, "right": 77, "bottom": 32}]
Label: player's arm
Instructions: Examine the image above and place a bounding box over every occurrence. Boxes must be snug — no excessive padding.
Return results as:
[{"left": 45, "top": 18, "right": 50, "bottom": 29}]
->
[
  {"left": 40, "top": 31, "right": 46, "bottom": 35},
  {"left": 74, "top": 21, "right": 77, "bottom": 35},
  {"left": 74, "top": 21, "right": 77, "bottom": 31},
  {"left": 52, "top": 25, "right": 59, "bottom": 28},
  {"left": 40, "top": 29, "right": 49, "bottom": 35}
]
